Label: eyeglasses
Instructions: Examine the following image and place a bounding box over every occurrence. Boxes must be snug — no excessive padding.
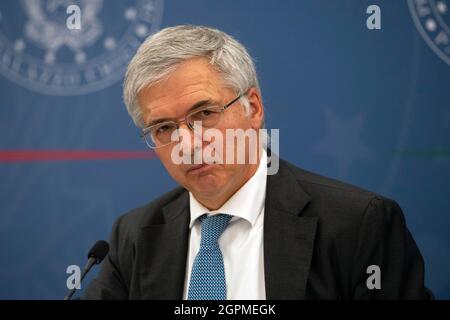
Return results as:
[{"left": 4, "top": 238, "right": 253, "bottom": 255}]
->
[{"left": 141, "top": 92, "right": 245, "bottom": 149}]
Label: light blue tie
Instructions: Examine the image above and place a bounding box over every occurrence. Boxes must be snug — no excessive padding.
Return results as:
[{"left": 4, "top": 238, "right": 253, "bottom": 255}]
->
[{"left": 188, "top": 213, "right": 232, "bottom": 300}]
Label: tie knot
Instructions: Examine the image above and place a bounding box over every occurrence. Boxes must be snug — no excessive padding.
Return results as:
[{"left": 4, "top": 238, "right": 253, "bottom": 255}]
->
[{"left": 198, "top": 213, "right": 232, "bottom": 246}]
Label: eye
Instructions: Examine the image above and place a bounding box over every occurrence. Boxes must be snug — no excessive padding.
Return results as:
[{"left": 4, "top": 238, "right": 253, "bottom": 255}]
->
[
  {"left": 155, "top": 124, "right": 172, "bottom": 134},
  {"left": 199, "top": 109, "right": 218, "bottom": 117}
]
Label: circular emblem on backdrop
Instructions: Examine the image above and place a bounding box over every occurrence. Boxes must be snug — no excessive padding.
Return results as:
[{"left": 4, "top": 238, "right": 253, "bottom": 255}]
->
[
  {"left": 408, "top": 0, "right": 450, "bottom": 65},
  {"left": 0, "top": 0, "right": 163, "bottom": 95}
]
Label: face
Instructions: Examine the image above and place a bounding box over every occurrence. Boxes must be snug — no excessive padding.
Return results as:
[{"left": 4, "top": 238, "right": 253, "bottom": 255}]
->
[{"left": 137, "top": 58, "right": 264, "bottom": 209}]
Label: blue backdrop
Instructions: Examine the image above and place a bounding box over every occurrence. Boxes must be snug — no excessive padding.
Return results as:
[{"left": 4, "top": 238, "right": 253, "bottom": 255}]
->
[{"left": 1, "top": 0, "right": 449, "bottom": 299}]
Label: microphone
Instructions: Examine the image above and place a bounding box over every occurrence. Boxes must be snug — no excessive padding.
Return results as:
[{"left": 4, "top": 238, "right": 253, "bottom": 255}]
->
[{"left": 64, "top": 240, "right": 109, "bottom": 300}]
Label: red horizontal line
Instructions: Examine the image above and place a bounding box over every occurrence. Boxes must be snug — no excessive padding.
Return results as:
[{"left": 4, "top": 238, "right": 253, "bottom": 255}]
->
[{"left": 0, "top": 150, "right": 156, "bottom": 163}]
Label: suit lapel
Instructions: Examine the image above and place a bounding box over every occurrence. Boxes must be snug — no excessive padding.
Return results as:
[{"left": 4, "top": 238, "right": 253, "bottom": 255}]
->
[
  {"left": 264, "top": 159, "right": 318, "bottom": 299},
  {"left": 137, "top": 191, "right": 190, "bottom": 299}
]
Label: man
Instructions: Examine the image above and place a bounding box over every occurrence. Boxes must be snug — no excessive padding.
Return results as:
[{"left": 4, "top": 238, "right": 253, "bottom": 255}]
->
[{"left": 84, "top": 25, "right": 432, "bottom": 299}]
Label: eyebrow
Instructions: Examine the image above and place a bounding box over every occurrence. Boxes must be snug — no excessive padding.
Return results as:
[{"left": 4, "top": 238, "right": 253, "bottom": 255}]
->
[{"left": 145, "top": 99, "right": 215, "bottom": 127}]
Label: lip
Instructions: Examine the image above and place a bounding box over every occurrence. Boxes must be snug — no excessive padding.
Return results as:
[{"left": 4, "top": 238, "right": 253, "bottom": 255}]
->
[{"left": 187, "top": 163, "right": 212, "bottom": 174}]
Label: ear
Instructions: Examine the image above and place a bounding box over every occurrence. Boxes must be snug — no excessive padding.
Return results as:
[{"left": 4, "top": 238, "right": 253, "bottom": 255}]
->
[{"left": 246, "top": 87, "right": 264, "bottom": 129}]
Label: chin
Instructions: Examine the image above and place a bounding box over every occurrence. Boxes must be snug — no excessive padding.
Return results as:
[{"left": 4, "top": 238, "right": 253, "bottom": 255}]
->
[{"left": 189, "top": 174, "right": 228, "bottom": 194}]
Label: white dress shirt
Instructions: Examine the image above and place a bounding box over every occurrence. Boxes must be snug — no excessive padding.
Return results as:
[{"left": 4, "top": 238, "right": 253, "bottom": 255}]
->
[{"left": 183, "top": 150, "right": 267, "bottom": 300}]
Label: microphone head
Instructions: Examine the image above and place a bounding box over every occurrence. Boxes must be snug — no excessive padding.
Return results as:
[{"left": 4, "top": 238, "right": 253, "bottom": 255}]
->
[{"left": 87, "top": 240, "right": 110, "bottom": 264}]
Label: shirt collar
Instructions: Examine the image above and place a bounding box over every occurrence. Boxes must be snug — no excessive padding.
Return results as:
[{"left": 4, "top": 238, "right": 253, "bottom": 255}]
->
[{"left": 189, "top": 149, "right": 267, "bottom": 228}]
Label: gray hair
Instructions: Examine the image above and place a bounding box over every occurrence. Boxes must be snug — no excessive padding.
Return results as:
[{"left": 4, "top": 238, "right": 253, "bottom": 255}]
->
[{"left": 123, "top": 25, "right": 261, "bottom": 128}]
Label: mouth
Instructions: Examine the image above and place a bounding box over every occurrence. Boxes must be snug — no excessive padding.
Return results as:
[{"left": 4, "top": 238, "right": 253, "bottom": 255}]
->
[{"left": 187, "top": 163, "right": 212, "bottom": 174}]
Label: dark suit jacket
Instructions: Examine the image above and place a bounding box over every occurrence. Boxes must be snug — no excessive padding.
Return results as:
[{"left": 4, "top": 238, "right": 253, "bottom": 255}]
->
[{"left": 84, "top": 157, "right": 432, "bottom": 299}]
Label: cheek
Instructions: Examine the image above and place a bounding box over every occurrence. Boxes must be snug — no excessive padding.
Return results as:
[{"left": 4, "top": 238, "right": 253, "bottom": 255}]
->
[
  {"left": 228, "top": 109, "right": 246, "bottom": 125},
  {"left": 214, "top": 163, "right": 240, "bottom": 181},
  {"left": 230, "top": 113, "right": 253, "bottom": 132},
  {"left": 157, "top": 150, "right": 184, "bottom": 177}
]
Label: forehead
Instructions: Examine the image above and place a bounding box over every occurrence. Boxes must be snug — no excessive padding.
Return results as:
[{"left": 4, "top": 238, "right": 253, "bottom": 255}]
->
[{"left": 137, "top": 58, "right": 229, "bottom": 124}]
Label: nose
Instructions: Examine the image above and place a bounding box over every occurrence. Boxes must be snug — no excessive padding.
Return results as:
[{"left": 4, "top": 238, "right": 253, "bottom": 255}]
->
[{"left": 177, "top": 122, "right": 203, "bottom": 163}]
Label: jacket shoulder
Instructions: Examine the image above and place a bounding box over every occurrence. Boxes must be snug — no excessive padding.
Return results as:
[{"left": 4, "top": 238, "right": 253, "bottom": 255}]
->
[
  {"left": 115, "top": 186, "right": 187, "bottom": 238},
  {"left": 281, "top": 158, "right": 375, "bottom": 197},
  {"left": 279, "top": 158, "right": 401, "bottom": 223}
]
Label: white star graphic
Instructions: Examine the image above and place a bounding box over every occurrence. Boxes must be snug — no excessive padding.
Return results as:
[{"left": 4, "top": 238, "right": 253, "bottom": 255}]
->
[{"left": 313, "top": 107, "right": 372, "bottom": 179}]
